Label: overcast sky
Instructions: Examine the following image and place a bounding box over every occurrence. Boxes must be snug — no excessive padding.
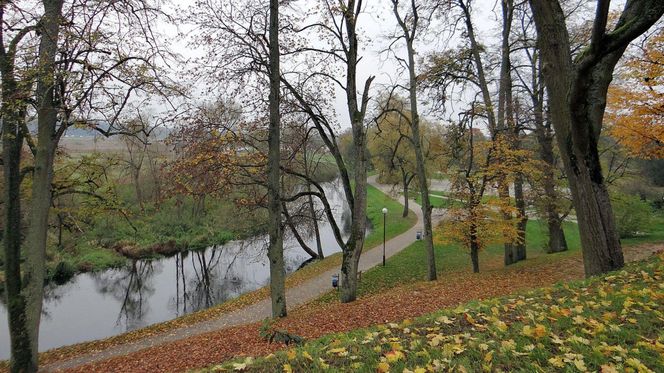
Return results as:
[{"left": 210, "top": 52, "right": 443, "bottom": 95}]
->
[{"left": 152, "top": 0, "right": 629, "bottom": 130}]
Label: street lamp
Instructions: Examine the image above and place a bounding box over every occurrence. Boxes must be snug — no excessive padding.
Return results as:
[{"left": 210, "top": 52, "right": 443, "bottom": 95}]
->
[{"left": 382, "top": 207, "right": 388, "bottom": 266}]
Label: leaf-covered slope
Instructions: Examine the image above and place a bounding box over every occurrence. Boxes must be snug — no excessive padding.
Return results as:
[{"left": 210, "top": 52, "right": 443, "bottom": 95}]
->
[{"left": 215, "top": 253, "right": 664, "bottom": 372}]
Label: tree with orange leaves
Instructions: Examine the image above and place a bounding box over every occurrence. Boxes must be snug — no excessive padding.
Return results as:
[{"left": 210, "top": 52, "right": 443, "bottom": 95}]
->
[{"left": 607, "top": 27, "right": 664, "bottom": 159}]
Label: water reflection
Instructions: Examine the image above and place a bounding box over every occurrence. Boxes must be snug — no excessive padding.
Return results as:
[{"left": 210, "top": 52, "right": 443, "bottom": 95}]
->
[
  {"left": 92, "top": 261, "right": 158, "bottom": 330},
  {"left": 0, "top": 180, "right": 350, "bottom": 359}
]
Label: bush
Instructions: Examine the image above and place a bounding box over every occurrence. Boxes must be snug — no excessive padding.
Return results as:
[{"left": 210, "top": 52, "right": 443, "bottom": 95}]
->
[
  {"left": 611, "top": 191, "right": 653, "bottom": 238},
  {"left": 52, "top": 261, "right": 76, "bottom": 285}
]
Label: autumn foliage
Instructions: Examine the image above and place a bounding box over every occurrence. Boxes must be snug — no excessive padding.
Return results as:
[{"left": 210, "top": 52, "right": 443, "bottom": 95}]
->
[{"left": 607, "top": 28, "right": 664, "bottom": 159}]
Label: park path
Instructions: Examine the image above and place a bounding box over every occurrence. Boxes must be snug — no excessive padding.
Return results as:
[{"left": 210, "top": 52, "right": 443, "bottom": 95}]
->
[{"left": 43, "top": 176, "right": 426, "bottom": 372}]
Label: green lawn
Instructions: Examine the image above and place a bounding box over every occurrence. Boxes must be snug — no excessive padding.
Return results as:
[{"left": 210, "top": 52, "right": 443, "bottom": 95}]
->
[
  {"left": 213, "top": 254, "right": 664, "bottom": 372},
  {"left": 314, "top": 220, "right": 581, "bottom": 304},
  {"left": 365, "top": 185, "right": 418, "bottom": 250}
]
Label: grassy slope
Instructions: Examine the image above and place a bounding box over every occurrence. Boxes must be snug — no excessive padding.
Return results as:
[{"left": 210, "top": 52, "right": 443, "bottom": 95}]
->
[
  {"left": 214, "top": 253, "right": 664, "bottom": 372},
  {"left": 314, "top": 220, "right": 581, "bottom": 304}
]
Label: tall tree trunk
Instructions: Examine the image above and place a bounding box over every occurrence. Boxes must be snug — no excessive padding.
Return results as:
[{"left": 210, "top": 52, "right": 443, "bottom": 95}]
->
[
  {"left": 133, "top": 168, "right": 144, "bottom": 212},
  {"left": 533, "top": 84, "right": 568, "bottom": 254},
  {"left": 2, "top": 109, "right": 33, "bottom": 372},
  {"left": 497, "top": 0, "right": 521, "bottom": 266},
  {"left": 401, "top": 170, "right": 410, "bottom": 218},
  {"left": 338, "top": 0, "right": 373, "bottom": 303},
  {"left": 307, "top": 184, "right": 324, "bottom": 259},
  {"left": 22, "top": 3, "right": 64, "bottom": 369},
  {"left": 392, "top": 1, "right": 437, "bottom": 281},
  {"left": 527, "top": 0, "right": 664, "bottom": 275},
  {"left": 538, "top": 130, "right": 568, "bottom": 254},
  {"left": 304, "top": 140, "right": 324, "bottom": 258},
  {"left": 267, "top": 0, "right": 286, "bottom": 317},
  {"left": 1, "top": 6, "right": 34, "bottom": 370}
]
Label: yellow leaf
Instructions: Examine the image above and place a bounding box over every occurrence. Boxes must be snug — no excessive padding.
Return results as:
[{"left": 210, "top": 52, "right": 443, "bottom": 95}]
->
[
  {"left": 494, "top": 320, "right": 508, "bottom": 332},
  {"left": 533, "top": 324, "right": 547, "bottom": 338},
  {"left": 573, "top": 359, "right": 587, "bottom": 372},
  {"left": 501, "top": 339, "right": 516, "bottom": 351},
  {"left": 626, "top": 358, "right": 654, "bottom": 373},
  {"left": 601, "top": 365, "right": 620, "bottom": 373},
  {"left": 549, "top": 356, "right": 565, "bottom": 368},
  {"left": 484, "top": 350, "right": 494, "bottom": 363},
  {"left": 429, "top": 334, "right": 444, "bottom": 347},
  {"left": 385, "top": 350, "right": 405, "bottom": 363},
  {"left": 283, "top": 363, "right": 293, "bottom": 373},
  {"left": 377, "top": 361, "right": 390, "bottom": 373},
  {"left": 302, "top": 351, "right": 313, "bottom": 361},
  {"left": 287, "top": 349, "right": 297, "bottom": 360},
  {"left": 327, "top": 347, "right": 347, "bottom": 354}
]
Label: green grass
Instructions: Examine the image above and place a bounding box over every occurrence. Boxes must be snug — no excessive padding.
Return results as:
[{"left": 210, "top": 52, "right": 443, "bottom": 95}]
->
[
  {"left": 211, "top": 253, "right": 664, "bottom": 372},
  {"left": 622, "top": 210, "right": 664, "bottom": 246},
  {"left": 365, "top": 185, "right": 418, "bottom": 250},
  {"left": 314, "top": 220, "right": 581, "bottom": 304}
]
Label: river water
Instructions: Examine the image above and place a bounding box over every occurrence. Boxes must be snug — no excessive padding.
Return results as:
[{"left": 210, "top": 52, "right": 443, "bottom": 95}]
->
[{"left": 0, "top": 180, "right": 349, "bottom": 359}]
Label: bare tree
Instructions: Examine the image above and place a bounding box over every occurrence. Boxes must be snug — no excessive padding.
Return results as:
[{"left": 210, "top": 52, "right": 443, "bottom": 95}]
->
[
  {"left": 388, "top": 0, "right": 438, "bottom": 281},
  {"left": 1, "top": 1, "right": 176, "bottom": 370}
]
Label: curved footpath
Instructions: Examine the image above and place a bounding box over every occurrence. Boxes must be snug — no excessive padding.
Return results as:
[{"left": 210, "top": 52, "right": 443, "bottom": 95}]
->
[{"left": 42, "top": 176, "right": 427, "bottom": 372}]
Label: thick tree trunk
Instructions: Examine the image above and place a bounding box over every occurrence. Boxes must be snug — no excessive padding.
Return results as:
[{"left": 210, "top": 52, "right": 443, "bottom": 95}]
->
[
  {"left": 1, "top": 9, "right": 34, "bottom": 370},
  {"left": 547, "top": 217, "right": 568, "bottom": 253},
  {"left": 133, "top": 168, "right": 144, "bottom": 211},
  {"left": 341, "top": 121, "right": 368, "bottom": 303},
  {"left": 535, "top": 110, "right": 568, "bottom": 254},
  {"left": 526, "top": 0, "right": 664, "bottom": 276},
  {"left": 501, "top": 184, "right": 518, "bottom": 266},
  {"left": 267, "top": 0, "right": 286, "bottom": 317},
  {"left": 2, "top": 112, "right": 33, "bottom": 372},
  {"left": 17, "top": 2, "right": 65, "bottom": 370},
  {"left": 470, "top": 226, "right": 480, "bottom": 273},
  {"left": 339, "top": 240, "right": 363, "bottom": 302}
]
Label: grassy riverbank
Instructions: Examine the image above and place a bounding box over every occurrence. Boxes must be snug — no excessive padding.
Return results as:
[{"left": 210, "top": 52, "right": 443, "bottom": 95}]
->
[{"left": 1, "top": 183, "right": 418, "bottom": 368}]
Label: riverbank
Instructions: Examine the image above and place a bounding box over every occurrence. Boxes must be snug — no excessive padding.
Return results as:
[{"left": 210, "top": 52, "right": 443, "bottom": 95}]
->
[
  {"left": 42, "top": 229, "right": 664, "bottom": 372},
  {"left": 0, "top": 182, "right": 418, "bottom": 367}
]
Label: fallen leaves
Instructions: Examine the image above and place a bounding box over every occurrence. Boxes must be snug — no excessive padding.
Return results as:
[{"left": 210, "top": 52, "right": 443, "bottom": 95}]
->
[{"left": 33, "top": 245, "right": 664, "bottom": 373}]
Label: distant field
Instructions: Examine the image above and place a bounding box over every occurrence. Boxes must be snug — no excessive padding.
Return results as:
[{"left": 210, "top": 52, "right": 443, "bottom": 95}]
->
[{"left": 59, "top": 137, "right": 171, "bottom": 156}]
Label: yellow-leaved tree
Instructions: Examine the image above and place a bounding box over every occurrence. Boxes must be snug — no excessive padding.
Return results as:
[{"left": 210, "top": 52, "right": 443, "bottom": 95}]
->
[
  {"left": 436, "top": 116, "right": 542, "bottom": 273},
  {"left": 607, "top": 27, "right": 664, "bottom": 159}
]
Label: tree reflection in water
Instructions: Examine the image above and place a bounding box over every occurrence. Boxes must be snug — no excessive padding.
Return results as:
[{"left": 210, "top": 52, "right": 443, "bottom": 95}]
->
[
  {"left": 172, "top": 248, "right": 246, "bottom": 315},
  {"left": 93, "top": 260, "right": 157, "bottom": 331}
]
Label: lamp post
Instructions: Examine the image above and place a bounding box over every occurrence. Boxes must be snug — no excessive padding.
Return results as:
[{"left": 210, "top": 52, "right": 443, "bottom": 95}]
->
[{"left": 382, "top": 207, "right": 388, "bottom": 266}]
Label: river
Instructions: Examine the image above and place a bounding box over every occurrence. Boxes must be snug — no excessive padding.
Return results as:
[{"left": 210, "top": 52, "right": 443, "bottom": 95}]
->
[{"left": 0, "top": 180, "right": 349, "bottom": 359}]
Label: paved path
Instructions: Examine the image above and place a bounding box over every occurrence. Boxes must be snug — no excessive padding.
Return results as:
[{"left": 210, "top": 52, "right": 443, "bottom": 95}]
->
[{"left": 43, "top": 176, "right": 425, "bottom": 372}]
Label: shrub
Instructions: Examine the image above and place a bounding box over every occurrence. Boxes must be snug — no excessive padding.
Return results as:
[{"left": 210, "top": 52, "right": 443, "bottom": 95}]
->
[{"left": 611, "top": 191, "right": 653, "bottom": 238}]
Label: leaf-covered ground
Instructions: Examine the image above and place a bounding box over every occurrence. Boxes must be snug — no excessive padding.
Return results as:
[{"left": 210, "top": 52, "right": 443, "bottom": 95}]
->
[
  {"left": 47, "top": 244, "right": 660, "bottom": 372},
  {"left": 212, "top": 251, "right": 664, "bottom": 372}
]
